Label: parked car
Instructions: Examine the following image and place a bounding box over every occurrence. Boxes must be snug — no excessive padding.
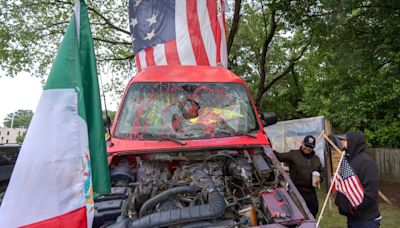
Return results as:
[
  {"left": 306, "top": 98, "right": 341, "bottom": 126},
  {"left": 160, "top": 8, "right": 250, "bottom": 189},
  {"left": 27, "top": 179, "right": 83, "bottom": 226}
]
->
[{"left": 0, "top": 144, "right": 21, "bottom": 205}]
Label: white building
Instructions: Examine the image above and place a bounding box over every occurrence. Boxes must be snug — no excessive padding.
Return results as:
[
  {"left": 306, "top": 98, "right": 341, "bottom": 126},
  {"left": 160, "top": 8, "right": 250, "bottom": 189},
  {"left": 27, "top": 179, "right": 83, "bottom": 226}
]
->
[{"left": 0, "top": 128, "right": 27, "bottom": 144}]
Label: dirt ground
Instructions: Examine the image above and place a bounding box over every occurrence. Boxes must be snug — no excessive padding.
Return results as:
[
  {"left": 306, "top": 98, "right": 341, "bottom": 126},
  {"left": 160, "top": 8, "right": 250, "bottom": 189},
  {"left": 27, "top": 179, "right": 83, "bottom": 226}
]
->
[{"left": 379, "top": 181, "right": 400, "bottom": 206}]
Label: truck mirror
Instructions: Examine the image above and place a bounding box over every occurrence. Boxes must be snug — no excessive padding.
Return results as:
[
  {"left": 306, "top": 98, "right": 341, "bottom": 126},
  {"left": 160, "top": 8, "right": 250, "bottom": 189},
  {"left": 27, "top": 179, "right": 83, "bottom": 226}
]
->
[{"left": 261, "top": 112, "right": 277, "bottom": 127}]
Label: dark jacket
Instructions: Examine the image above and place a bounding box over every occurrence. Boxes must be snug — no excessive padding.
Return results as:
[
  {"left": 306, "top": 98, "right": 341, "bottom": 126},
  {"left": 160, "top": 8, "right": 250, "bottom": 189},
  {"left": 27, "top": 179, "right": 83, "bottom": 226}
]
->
[
  {"left": 335, "top": 131, "right": 380, "bottom": 220},
  {"left": 274, "top": 148, "right": 322, "bottom": 192}
]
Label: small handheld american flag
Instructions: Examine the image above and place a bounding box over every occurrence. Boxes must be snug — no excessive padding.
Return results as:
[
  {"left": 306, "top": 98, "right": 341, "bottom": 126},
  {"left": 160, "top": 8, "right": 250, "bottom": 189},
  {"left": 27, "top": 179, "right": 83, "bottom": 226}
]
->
[{"left": 335, "top": 157, "right": 364, "bottom": 207}]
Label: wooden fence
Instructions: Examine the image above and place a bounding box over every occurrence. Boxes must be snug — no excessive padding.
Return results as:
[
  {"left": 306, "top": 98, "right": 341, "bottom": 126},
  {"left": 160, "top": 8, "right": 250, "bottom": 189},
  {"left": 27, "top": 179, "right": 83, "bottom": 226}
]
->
[
  {"left": 368, "top": 148, "right": 400, "bottom": 183},
  {"left": 328, "top": 147, "right": 400, "bottom": 184}
]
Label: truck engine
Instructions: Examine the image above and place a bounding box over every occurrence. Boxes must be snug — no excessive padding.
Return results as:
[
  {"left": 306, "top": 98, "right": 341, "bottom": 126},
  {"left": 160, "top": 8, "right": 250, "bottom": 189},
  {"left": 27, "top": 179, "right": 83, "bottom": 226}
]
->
[
  {"left": 98, "top": 66, "right": 316, "bottom": 228},
  {"left": 94, "top": 148, "right": 310, "bottom": 228}
]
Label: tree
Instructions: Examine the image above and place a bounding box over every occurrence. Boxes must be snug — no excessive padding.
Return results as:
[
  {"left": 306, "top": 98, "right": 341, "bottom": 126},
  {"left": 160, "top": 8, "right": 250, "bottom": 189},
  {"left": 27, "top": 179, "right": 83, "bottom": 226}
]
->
[
  {"left": 1, "top": 0, "right": 316, "bottom": 106},
  {"left": 227, "top": 0, "right": 320, "bottom": 111},
  {"left": 0, "top": 0, "right": 133, "bottom": 92},
  {"left": 2, "top": 0, "right": 399, "bottom": 147},
  {"left": 298, "top": 0, "right": 400, "bottom": 147},
  {"left": 3, "top": 110, "right": 33, "bottom": 128},
  {"left": 16, "top": 132, "right": 27, "bottom": 144},
  {"left": 0, "top": 0, "right": 254, "bottom": 96}
]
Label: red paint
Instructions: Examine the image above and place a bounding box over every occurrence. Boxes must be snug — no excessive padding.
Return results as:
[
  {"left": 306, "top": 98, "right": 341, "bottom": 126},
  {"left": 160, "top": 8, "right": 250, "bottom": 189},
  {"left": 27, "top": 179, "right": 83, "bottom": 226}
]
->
[{"left": 109, "top": 65, "right": 269, "bottom": 155}]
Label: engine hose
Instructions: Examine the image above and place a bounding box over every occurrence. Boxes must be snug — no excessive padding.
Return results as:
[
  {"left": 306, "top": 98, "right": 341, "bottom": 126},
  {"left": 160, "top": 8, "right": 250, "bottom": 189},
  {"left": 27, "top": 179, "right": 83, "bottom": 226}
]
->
[
  {"left": 129, "top": 189, "right": 226, "bottom": 228},
  {"left": 202, "top": 154, "right": 239, "bottom": 165},
  {"left": 107, "top": 168, "right": 226, "bottom": 228},
  {"left": 139, "top": 185, "right": 197, "bottom": 218}
]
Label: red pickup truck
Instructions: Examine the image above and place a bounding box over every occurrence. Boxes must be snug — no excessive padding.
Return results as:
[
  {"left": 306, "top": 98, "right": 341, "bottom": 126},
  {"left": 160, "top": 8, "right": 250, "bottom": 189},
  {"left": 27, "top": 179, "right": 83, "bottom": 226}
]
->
[{"left": 97, "top": 65, "right": 317, "bottom": 228}]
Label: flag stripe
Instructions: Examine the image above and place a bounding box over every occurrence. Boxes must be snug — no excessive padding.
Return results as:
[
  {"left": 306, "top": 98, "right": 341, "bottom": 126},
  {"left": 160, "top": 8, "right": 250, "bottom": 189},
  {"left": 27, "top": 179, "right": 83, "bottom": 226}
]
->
[
  {"left": 0, "top": 90, "right": 88, "bottom": 227},
  {"left": 344, "top": 179, "right": 358, "bottom": 206},
  {"left": 219, "top": 0, "right": 228, "bottom": 66},
  {"left": 347, "top": 177, "right": 362, "bottom": 203},
  {"left": 186, "top": 0, "right": 210, "bottom": 65},
  {"left": 353, "top": 176, "right": 365, "bottom": 198},
  {"left": 352, "top": 177, "right": 364, "bottom": 203},
  {"left": 175, "top": 0, "right": 197, "bottom": 65},
  {"left": 135, "top": 55, "right": 142, "bottom": 72},
  {"left": 145, "top": 47, "right": 155, "bottom": 66},
  {"left": 197, "top": 0, "right": 217, "bottom": 66},
  {"left": 138, "top": 51, "right": 147, "bottom": 70},
  {"left": 206, "top": 0, "right": 221, "bottom": 64},
  {"left": 153, "top": 43, "right": 167, "bottom": 65},
  {"left": 165, "top": 40, "right": 181, "bottom": 65},
  {"left": 0, "top": 2, "right": 110, "bottom": 226},
  {"left": 21, "top": 207, "right": 87, "bottom": 228}
]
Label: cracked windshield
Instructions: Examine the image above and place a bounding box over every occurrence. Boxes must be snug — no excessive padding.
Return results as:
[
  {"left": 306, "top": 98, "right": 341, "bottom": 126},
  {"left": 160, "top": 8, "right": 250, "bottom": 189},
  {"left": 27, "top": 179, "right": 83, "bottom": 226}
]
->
[{"left": 114, "top": 82, "right": 259, "bottom": 140}]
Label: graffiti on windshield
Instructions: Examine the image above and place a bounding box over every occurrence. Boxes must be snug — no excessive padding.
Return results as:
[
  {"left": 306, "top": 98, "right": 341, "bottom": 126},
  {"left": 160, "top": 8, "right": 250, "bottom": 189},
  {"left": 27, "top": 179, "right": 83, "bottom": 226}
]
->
[{"left": 114, "top": 82, "right": 259, "bottom": 140}]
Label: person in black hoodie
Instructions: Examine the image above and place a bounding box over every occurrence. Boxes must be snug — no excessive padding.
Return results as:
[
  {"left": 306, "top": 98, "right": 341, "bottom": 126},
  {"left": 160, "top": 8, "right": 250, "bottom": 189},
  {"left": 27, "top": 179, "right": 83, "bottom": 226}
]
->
[
  {"left": 335, "top": 131, "right": 381, "bottom": 228},
  {"left": 274, "top": 135, "right": 323, "bottom": 218}
]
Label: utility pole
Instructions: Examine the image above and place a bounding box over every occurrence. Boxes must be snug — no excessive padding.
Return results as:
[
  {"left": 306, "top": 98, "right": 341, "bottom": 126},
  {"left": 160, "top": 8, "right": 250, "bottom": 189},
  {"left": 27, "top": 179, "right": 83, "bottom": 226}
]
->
[{"left": 10, "top": 112, "right": 15, "bottom": 128}]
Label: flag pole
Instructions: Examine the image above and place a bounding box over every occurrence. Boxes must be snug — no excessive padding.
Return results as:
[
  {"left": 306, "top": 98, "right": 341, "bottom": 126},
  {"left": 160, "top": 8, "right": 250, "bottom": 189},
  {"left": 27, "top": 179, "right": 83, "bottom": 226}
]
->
[{"left": 316, "top": 133, "right": 346, "bottom": 227}]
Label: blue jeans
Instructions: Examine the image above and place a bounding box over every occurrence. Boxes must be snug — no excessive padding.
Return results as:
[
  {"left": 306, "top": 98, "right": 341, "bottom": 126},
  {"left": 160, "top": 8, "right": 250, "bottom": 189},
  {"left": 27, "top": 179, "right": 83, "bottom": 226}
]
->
[{"left": 347, "top": 216, "right": 381, "bottom": 228}]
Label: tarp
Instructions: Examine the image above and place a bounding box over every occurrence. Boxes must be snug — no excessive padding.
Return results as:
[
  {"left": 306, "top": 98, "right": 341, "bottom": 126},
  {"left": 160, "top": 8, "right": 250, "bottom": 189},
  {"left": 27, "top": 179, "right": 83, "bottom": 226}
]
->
[{"left": 265, "top": 116, "right": 326, "bottom": 165}]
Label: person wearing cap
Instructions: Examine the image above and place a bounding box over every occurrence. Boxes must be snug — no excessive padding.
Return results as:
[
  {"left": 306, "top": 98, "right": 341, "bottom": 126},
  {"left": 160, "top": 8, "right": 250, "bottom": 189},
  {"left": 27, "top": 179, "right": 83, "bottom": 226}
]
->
[
  {"left": 335, "top": 132, "right": 381, "bottom": 227},
  {"left": 273, "top": 135, "right": 323, "bottom": 217}
]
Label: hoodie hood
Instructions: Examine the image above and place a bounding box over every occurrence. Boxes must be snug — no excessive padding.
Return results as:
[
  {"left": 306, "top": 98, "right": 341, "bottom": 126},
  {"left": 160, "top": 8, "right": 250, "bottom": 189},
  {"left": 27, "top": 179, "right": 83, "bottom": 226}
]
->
[{"left": 346, "top": 131, "right": 367, "bottom": 161}]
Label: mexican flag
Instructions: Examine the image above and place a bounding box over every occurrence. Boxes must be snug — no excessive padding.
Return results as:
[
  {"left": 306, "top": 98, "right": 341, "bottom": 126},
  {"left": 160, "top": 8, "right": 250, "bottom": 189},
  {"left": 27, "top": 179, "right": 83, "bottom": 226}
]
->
[{"left": 0, "top": 1, "right": 110, "bottom": 227}]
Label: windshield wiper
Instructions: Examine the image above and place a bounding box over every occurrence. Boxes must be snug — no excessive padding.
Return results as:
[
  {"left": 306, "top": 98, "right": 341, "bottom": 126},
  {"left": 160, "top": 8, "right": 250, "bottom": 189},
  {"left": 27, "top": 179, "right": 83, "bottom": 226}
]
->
[
  {"left": 140, "top": 132, "right": 187, "bottom": 145},
  {"left": 158, "top": 135, "right": 187, "bottom": 145},
  {"left": 219, "top": 130, "right": 257, "bottom": 139}
]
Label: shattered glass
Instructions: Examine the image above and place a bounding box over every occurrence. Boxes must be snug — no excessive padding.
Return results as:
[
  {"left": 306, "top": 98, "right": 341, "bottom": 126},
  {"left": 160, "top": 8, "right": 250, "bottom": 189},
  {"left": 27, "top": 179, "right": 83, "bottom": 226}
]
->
[{"left": 114, "top": 82, "right": 259, "bottom": 140}]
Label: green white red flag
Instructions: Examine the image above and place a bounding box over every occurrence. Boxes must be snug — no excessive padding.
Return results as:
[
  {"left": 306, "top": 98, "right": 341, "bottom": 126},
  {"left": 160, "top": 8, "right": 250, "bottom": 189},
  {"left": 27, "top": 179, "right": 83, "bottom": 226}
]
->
[{"left": 0, "top": 1, "right": 110, "bottom": 227}]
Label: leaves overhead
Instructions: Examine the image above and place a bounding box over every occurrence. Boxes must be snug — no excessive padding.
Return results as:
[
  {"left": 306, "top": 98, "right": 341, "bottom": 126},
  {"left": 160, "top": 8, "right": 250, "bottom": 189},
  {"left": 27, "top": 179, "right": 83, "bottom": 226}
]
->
[
  {"left": 0, "top": 0, "right": 133, "bottom": 88},
  {"left": 0, "top": 0, "right": 399, "bottom": 147},
  {"left": 298, "top": 0, "right": 400, "bottom": 147}
]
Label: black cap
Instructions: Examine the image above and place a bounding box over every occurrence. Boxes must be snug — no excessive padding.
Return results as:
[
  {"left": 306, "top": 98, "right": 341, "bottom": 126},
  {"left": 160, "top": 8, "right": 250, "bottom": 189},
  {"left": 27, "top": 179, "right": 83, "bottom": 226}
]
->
[
  {"left": 303, "top": 135, "right": 316, "bottom": 148},
  {"left": 336, "top": 134, "right": 347, "bottom": 140}
]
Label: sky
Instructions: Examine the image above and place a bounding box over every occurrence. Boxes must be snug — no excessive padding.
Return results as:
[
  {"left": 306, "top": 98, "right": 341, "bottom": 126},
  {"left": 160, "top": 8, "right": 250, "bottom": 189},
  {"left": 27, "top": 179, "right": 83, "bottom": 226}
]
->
[
  {"left": 0, "top": 72, "right": 120, "bottom": 128},
  {"left": 0, "top": 73, "right": 43, "bottom": 127}
]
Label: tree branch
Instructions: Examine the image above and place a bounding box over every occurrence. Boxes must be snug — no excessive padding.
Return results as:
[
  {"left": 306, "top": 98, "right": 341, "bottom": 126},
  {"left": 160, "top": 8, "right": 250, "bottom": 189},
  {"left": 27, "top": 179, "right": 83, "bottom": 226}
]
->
[
  {"left": 255, "top": 7, "right": 277, "bottom": 107},
  {"left": 93, "top": 37, "right": 131, "bottom": 46},
  {"left": 87, "top": 6, "right": 130, "bottom": 35},
  {"left": 98, "top": 54, "right": 135, "bottom": 62},
  {"left": 227, "top": 0, "right": 242, "bottom": 56},
  {"left": 264, "top": 40, "right": 311, "bottom": 92}
]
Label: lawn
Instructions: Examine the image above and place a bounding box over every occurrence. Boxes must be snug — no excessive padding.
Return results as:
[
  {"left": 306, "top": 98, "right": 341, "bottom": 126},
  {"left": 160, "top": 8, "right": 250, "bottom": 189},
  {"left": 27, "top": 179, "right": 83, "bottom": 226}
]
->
[{"left": 316, "top": 189, "right": 400, "bottom": 227}]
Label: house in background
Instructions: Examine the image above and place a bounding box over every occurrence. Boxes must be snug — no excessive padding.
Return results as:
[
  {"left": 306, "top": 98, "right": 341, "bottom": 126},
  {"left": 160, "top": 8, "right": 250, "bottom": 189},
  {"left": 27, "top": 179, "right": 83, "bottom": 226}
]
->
[{"left": 0, "top": 128, "right": 27, "bottom": 144}]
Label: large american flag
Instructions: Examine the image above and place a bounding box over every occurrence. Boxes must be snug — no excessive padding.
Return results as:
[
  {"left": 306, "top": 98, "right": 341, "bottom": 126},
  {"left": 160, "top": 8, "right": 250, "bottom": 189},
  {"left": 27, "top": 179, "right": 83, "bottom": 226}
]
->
[
  {"left": 128, "top": 0, "right": 228, "bottom": 72},
  {"left": 335, "top": 157, "right": 365, "bottom": 207}
]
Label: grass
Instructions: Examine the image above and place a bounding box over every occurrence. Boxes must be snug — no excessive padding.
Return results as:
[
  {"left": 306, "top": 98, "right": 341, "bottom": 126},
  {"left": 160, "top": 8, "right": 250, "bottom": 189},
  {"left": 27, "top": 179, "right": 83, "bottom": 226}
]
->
[{"left": 316, "top": 189, "right": 400, "bottom": 227}]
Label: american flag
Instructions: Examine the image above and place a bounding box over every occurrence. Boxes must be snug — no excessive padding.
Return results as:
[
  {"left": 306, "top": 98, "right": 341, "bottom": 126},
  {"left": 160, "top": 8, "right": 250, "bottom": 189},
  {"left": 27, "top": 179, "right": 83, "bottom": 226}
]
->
[
  {"left": 128, "top": 0, "right": 228, "bottom": 72},
  {"left": 335, "top": 157, "right": 364, "bottom": 207}
]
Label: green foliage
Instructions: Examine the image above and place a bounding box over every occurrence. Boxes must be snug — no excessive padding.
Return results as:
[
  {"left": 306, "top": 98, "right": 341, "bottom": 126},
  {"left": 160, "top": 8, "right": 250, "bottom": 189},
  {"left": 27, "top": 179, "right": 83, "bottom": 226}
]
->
[
  {"left": 1, "top": 0, "right": 399, "bottom": 147},
  {"left": 3, "top": 110, "right": 33, "bottom": 128},
  {"left": 228, "top": 0, "right": 318, "bottom": 118},
  {"left": 103, "top": 110, "right": 116, "bottom": 125},
  {"left": 16, "top": 132, "right": 26, "bottom": 144},
  {"left": 0, "top": 0, "right": 133, "bottom": 91},
  {"left": 297, "top": 0, "right": 400, "bottom": 147}
]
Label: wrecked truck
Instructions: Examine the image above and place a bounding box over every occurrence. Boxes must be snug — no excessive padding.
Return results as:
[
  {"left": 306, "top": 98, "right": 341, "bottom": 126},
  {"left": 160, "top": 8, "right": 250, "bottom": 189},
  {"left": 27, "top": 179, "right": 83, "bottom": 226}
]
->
[{"left": 96, "top": 65, "right": 317, "bottom": 227}]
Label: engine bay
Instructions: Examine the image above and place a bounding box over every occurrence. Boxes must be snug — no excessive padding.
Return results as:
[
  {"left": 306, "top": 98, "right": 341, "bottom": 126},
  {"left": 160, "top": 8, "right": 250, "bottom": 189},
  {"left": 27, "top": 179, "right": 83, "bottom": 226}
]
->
[{"left": 95, "top": 147, "right": 311, "bottom": 228}]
